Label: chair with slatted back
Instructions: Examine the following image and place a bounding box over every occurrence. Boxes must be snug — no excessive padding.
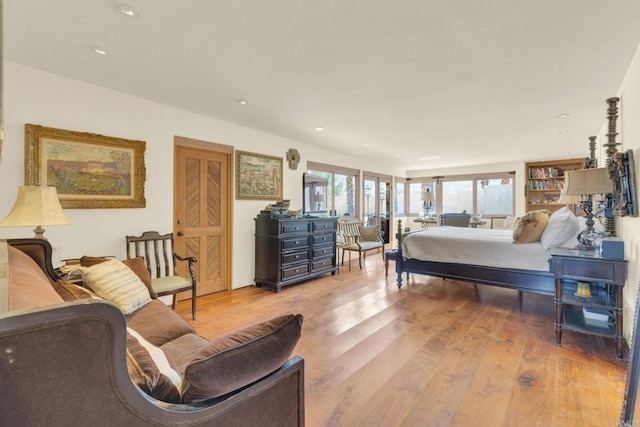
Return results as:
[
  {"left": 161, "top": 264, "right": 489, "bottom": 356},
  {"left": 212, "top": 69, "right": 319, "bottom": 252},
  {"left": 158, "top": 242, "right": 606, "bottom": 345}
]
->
[{"left": 126, "top": 231, "right": 198, "bottom": 320}]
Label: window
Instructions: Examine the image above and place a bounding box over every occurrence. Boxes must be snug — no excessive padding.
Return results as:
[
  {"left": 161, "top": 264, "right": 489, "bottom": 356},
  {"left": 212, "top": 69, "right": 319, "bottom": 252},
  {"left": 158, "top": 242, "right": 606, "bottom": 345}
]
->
[
  {"left": 394, "top": 180, "right": 406, "bottom": 216},
  {"left": 477, "top": 178, "right": 514, "bottom": 215},
  {"left": 442, "top": 180, "right": 473, "bottom": 213},
  {"left": 399, "top": 172, "right": 514, "bottom": 217},
  {"left": 440, "top": 172, "right": 514, "bottom": 216},
  {"left": 308, "top": 162, "right": 359, "bottom": 216}
]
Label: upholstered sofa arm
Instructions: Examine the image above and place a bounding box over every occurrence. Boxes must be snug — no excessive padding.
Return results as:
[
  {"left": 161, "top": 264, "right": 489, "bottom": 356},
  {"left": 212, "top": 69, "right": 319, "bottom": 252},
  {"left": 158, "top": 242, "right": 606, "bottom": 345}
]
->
[{"left": 0, "top": 301, "right": 305, "bottom": 426}]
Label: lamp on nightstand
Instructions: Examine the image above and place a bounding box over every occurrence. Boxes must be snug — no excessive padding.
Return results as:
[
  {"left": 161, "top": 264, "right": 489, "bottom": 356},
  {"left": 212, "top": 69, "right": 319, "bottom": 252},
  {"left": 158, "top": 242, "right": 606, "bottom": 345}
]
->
[{"left": 561, "top": 168, "right": 613, "bottom": 250}]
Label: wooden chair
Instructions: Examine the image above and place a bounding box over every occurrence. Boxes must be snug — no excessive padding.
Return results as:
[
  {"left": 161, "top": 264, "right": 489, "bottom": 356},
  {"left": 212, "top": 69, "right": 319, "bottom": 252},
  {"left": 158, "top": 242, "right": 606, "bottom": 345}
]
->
[
  {"left": 439, "top": 213, "right": 471, "bottom": 227},
  {"left": 126, "top": 231, "right": 198, "bottom": 320},
  {"left": 338, "top": 218, "right": 385, "bottom": 269}
]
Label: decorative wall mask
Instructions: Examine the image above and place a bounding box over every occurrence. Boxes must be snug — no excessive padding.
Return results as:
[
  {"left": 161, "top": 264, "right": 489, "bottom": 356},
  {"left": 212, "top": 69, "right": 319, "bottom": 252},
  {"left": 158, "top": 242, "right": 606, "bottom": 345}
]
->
[{"left": 286, "top": 148, "right": 300, "bottom": 170}]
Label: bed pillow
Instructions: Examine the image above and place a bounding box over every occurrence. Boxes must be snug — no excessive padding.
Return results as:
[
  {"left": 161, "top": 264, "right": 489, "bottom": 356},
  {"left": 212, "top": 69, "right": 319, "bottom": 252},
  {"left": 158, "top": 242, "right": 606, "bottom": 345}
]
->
[
  {"left": 79, "top": 259, "right": 151, "bottom": 314},
  {"left": 513, "top": 210, "right": 549, "bottom": 244},
  {"left": 180, "top": 313, "right": 303, "bottom": 403},
  {"left": 540, "top": 207, "right": 579, "bottom": 250}
]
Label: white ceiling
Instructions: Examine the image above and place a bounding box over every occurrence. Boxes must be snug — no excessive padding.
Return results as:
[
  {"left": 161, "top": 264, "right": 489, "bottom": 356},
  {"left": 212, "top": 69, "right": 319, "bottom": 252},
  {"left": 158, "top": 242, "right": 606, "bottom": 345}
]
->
[{"left": 5, "top": 1, "right": 640, "bottom": 171}]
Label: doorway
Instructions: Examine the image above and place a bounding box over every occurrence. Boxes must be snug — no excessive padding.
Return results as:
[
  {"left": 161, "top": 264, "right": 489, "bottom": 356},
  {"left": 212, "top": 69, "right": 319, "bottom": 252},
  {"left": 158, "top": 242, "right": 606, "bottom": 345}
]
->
[
  {"left": 363, "top": 172, "right": 392, "bottom": 243},
  {"left": 174, "top": 137, "right": 232, "bottom": 296}
]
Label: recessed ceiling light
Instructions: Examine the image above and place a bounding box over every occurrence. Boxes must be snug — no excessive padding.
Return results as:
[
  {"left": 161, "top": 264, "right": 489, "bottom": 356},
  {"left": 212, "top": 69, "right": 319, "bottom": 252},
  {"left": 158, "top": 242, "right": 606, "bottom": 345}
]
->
[
  {"left": 557, "top": 113, "right": 570, "bottom": 119},
  {"left": 419, "top": 156, "right": 441, "bottom": 161},
  {"left": 363, "top": 143, "right": 370, "bottom": 147},
  {"left": 558, "top": 130, "right": 569, "bottom": 134},
  {"left": 93, "top": 47, "right": 108, "bottom": 56},
  {"left": 237, "top": 99, "right": 248, "bottom": 105},
  {"left": 314, "top": 127, "right": 324, "bottom": 132},
  {"left": 118, "top": 5, "right": 140, "bottom": 18},
  {"left": 395, "top": 154, "right": 401, "bottom": 157}
]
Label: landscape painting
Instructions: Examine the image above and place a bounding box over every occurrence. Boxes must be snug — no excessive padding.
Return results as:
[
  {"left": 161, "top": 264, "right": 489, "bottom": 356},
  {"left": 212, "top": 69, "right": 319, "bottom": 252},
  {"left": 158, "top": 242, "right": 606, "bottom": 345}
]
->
[
  {"left": 25, "top": 124, "right": 146, "bottom": 208},
  {"left": 235, "top": 150, "right": 283, "bottom": 200}
]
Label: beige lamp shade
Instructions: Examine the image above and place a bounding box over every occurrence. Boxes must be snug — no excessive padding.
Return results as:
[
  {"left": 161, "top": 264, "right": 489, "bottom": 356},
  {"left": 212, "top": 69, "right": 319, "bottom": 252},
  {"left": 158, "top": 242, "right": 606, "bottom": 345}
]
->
[
  {"left": 0, "top": 186, "right": 72, "bottom": 239},
  {"left": 421, "top": 189, "right": 434, "bottom": 202},
  {"left": 557, "top": 191, "right": 582, "bottom": 205},
  {"left": 563, "top": 168, "right": 613, "bottom": 196}
]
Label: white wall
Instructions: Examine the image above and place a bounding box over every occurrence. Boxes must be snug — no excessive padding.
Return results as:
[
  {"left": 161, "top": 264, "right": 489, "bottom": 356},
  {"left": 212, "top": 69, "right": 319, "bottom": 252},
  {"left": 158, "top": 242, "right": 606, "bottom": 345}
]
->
[
  {"left": 610, "top": 43, "right": 640, "bottom": 341},
  {"left": 0, "top": 62, "right": 404, "bottom": 289}
]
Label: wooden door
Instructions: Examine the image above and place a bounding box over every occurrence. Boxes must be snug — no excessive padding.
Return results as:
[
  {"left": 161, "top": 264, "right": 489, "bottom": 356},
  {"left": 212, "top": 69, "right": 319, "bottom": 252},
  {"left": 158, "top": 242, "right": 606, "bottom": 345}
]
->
[{"left": 174, "top": 138, "right": 232, "bottom": 296}]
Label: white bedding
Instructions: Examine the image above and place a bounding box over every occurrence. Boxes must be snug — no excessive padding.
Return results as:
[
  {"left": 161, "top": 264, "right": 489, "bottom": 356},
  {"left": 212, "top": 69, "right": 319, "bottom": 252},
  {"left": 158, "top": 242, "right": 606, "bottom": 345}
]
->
[{"left": 401, "top": 226, "right": 551, "bottom": 272}]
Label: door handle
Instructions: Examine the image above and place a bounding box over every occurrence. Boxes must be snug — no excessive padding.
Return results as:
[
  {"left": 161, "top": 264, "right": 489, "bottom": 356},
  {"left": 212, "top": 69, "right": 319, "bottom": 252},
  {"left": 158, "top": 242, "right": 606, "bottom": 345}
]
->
[{"left": 177, "top": 231, "right": 184, "bottom": 236}]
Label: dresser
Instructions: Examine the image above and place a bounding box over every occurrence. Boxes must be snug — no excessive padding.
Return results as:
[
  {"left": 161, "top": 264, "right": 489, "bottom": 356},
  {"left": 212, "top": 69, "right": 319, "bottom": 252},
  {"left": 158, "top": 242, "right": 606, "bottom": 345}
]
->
[{"left": 254, "top": 216, "right": 338, "bottom": 292}]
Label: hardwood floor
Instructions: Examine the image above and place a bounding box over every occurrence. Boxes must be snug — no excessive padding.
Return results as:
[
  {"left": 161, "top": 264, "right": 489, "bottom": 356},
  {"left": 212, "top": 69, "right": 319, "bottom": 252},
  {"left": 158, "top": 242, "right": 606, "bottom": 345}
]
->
[{"left": 176, "top": 255, "right": 627, "bottom": 427}]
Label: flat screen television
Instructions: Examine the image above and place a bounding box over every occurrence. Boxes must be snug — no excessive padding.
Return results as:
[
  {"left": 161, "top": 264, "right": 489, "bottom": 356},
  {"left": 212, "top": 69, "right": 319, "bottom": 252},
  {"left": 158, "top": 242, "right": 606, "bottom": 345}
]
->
[{"left": 303, "top": 173, "right": 328, "bottom": 215}]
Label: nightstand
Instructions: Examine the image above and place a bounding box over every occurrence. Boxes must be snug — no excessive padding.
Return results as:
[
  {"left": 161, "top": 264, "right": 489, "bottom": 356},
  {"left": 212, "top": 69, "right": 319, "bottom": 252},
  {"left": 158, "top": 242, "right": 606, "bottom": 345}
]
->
[{"left": 551, "top": 248, "right": 627, "bottom": 360}]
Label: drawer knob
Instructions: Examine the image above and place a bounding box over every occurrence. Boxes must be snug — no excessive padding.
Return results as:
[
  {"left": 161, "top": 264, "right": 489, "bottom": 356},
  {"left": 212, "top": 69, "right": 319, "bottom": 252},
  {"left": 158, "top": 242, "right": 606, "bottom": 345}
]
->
[{"left": 295, "top": 255, "right": 299, "bottom": 259}]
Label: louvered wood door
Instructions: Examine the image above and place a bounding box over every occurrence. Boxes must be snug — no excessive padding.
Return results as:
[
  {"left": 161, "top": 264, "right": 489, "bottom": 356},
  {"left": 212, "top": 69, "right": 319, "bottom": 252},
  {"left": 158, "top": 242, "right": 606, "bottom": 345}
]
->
[{"left": 174, "top": 144, "right": 230, "bottom": 296}]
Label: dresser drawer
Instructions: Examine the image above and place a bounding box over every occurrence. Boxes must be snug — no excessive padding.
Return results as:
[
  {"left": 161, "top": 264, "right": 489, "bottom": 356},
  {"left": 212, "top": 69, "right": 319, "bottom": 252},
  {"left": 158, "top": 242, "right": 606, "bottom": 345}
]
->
[
  {"left": 312, "top": 257, "right": 334, "bottom": 271},
  {"left": 313, "top": 245, "right": 335, "bottom": 259},
  {"left": 281, "top": 221, "right": 309, "bottom": 235},
  {"left": 312, "top": 219, "right": 337, "bottom": 232},
  {"left": 282, "top": 250, "right": 309, "bottom": 265},
  {"left": 282, "top": 236, "right": 309, "bottom": 251},
  {"left": 313, "top": 233, "right": 335, "bottom": 246},
  {"left": 282, "top": 263, "right": 310, "bottom": 280}
]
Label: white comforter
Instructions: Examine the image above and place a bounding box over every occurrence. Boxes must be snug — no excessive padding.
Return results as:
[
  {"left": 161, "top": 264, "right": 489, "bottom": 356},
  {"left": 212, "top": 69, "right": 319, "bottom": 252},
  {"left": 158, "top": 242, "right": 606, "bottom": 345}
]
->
[{"left": 401, "top": 226, "right": 551, "bottom": 272}]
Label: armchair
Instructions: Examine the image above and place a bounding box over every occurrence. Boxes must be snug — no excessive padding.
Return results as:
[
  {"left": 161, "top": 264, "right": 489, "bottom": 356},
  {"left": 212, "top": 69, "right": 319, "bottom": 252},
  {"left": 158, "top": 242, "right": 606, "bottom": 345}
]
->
[
  {"left": 338, "top": 219, "right": 385, "bottom": 269},
  {"left": 126, "top": 231, "right": 198, "bottom": 320}
]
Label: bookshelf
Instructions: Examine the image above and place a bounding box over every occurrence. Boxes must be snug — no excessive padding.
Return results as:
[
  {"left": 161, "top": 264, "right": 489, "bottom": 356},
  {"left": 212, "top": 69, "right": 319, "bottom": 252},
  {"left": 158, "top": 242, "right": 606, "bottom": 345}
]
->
[{"left": 525, "top": 158, "right": 584, "bottom": 214}]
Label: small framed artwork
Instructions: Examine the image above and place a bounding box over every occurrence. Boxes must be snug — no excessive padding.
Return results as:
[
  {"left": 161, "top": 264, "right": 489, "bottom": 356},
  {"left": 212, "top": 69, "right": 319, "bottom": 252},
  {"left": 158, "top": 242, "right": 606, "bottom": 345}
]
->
[
  {"left": 24, "top": 124, "right": 146, "bottom": 208},
  {"left": 235, "top": 150, "right": 283, "bottom": 200}
]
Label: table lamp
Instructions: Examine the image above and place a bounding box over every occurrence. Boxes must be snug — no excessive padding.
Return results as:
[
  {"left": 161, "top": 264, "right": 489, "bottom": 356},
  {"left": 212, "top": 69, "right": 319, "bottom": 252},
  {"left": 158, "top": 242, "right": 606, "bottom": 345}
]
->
[
  {"left": 421, "top": 188, "right": 434, "bottom": 217},
  {"left": 562, "top": 168, "right": 613, "bottom": 249},
  {"left": 0, "top": 186, "right": 72, "bottom": 239}
]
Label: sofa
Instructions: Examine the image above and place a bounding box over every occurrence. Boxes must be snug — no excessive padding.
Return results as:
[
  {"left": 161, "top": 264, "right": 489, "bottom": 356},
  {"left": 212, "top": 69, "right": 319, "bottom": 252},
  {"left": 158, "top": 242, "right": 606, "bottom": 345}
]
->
[{"left": 0, "top": 238, "right": 305, "bottom": 426}]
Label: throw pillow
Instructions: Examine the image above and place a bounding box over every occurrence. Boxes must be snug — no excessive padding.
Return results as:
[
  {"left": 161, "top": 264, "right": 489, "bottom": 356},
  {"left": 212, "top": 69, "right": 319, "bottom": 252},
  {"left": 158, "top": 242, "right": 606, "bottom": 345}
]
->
[
  {"left": 540, "top": 207, "right": 579, "bottom": 250},
  {"left": 180, "top": 313, "right": 303, "bottom": 403},
  {"left": 513, "top": 210, "right": 549, "bottom": 244},
  {"left": 126, "top": 327, "right": 182, "bottom": 403},
  {"left": 79, "top": 259, "right": 151, "bottom": 314},
  {"left": 80, "top": 255, "right": 156, "bottom": 299},
  {"left": 359, "top": 225, "right": 380, "bottom": 242},
  {"left": 53, "top": 279, "right": 100, "bottom": 301}
]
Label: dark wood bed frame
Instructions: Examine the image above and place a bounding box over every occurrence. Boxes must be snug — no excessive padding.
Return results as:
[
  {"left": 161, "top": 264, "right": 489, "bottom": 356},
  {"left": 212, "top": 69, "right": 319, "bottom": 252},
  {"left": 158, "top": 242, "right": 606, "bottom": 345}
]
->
[{"left": 394, "top": 220, "right": 555, "bottom": 296}]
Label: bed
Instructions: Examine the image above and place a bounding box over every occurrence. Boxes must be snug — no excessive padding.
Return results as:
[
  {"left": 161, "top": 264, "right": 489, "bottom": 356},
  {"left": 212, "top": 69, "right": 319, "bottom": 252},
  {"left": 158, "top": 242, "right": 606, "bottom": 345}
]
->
[{"left": 394, "top": 209, "right": 586, "bottom": 296}]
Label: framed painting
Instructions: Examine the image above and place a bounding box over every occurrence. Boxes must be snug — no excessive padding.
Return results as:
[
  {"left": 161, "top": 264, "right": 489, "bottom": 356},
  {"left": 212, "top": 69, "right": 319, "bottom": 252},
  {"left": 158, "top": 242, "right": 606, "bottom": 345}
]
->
[
  {"left": 235, "top": 150, "right": 283, "bottom": 200},
  {"left": 24, "top": 124, "right": 146, "bottom": 208}
]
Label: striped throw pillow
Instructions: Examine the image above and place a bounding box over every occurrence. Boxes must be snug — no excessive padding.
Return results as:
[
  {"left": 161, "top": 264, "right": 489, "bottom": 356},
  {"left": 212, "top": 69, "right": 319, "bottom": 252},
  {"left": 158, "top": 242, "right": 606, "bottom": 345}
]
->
[{"left": 79, "top": 259, "right": 151, "bottom": 314}]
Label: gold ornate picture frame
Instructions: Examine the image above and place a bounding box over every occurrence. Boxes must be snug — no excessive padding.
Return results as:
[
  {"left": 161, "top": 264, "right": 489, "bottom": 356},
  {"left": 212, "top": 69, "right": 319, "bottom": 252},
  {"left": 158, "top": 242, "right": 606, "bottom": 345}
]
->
[
  {"left": 235, "top": 150, "right": 283, "bottom": 200},
  {"left": 24, "top": 124, "right": 146, "bottom": 208}
]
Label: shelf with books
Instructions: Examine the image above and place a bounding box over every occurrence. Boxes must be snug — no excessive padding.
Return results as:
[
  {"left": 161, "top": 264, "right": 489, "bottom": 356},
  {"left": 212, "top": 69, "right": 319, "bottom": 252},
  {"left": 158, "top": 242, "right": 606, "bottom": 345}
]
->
[{"left": 525, "top": 158, "right": 584, "bottom": 214}]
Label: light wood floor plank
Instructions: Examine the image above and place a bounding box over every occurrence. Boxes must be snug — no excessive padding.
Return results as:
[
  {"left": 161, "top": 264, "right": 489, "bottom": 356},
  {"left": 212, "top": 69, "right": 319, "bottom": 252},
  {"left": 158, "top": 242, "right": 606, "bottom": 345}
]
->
[{"left": 175, "top": 255, "right": 627, "bottom": 426}]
